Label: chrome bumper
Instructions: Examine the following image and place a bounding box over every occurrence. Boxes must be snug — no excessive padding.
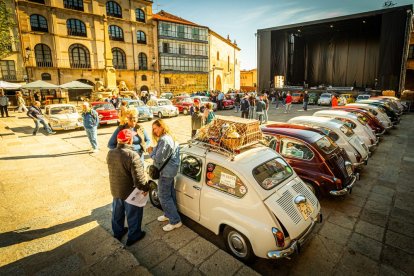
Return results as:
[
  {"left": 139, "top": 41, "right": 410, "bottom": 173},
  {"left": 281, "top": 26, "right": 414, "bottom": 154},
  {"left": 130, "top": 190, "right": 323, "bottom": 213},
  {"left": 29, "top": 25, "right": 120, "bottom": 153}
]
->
[
  {"left": 376, "top": 128, "right": 386, "bottom": 137},
  {"left": 267, "top": 213, "right": 322, "bottom": 259},
  {"left": 329, "top": 174, "right": 358, "bottom": 196},
  {"left": 353, "top": 155, "right": 369, "bottom": 168},
  {"left": 368, "top": 137, "right": 379, "bottom": 151}
]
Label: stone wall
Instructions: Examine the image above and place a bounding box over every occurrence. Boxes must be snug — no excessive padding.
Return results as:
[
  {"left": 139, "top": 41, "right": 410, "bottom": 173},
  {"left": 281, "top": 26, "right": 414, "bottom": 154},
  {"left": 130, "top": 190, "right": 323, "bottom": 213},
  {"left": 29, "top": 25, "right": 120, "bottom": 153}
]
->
[{"left": 160, "top": 73, "right": 208, "bottom": 95}]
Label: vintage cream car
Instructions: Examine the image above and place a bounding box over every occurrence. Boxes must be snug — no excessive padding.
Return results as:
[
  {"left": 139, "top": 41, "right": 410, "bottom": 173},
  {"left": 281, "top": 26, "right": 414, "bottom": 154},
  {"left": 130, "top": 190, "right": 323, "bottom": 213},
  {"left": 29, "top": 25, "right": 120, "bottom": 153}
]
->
[
  {"left": 146, "top": 99, "right": 179, "bottom": 118},
  {"left": 44, "top": 104, "right": 83, "bottom": 131},
  {"left": 148, "top": 141, "right": 322, "bottom": 261}
]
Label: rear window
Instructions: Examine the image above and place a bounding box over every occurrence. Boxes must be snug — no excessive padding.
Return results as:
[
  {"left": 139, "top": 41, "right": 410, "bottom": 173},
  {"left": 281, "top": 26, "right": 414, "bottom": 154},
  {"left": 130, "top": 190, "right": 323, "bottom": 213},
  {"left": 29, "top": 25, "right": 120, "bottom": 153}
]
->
[
  {"left": 50, "top": 106, "right": 76, "bottom": 114},
  {"left": 292, "top": 93, "right": 300, "bottom": 96},
  {"left": 316, "top": 136, "right": 337, "bottom": 154},
  {"left": 316, "top": 126, "right": 339, "bottom": 142},
  {"left": 339, "top": 124, "right": 354, "bottom": 137},
  {"left": 253, "top": 158, "right": 293, "bottom": 190},
  {"left": 93, "top": 103, "right": 113, "bottom": 110}
]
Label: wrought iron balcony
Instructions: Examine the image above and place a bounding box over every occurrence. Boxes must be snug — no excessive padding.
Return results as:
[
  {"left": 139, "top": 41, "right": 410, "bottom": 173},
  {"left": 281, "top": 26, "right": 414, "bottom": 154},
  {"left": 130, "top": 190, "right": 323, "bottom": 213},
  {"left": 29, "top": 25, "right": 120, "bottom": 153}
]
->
[
  {"left": 36, "top": 61, "right": 54, "bottom": 68},
  {"left": 31, "top": 26, "right": 48, "bottom": 32},
  {"left": 67, "top": 29, "right": 87, "bottom": 37}
]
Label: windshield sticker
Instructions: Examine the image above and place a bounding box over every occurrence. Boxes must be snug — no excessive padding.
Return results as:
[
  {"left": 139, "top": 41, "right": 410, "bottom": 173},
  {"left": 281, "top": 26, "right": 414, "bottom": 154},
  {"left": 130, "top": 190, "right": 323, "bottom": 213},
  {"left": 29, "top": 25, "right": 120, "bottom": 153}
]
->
[{"left": 220, "top": 172, "right": 236, "bottom": 188}]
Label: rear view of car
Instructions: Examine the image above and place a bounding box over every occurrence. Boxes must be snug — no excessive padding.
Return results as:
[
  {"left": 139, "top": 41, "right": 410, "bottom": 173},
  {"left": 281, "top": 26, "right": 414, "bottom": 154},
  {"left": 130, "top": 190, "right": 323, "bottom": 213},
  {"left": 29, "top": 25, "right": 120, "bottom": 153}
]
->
[{"left": 91, "top": 102, "right": 118, "bottom": 125}]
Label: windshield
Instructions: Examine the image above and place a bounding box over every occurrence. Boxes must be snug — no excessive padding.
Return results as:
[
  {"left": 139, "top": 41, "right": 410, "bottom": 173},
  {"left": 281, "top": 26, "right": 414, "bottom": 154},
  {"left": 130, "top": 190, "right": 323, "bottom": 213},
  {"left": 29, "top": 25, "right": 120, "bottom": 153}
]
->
[
  {"left": 51, "top": 106, "right": 76, "bottom": 115},
  {"left": 316, "top": 126, "right": 339, "bottom": 141},
  {"left": 199, "top": 97, "right": 209, "bottom": 102},
  {"left": 128, "top": 100, "right": 144, "bottom": 107},
  {"left": 292, "top": 93, "right": 300, "bottom": 97},
  {"left": 316, "top": 136, "right": 337, "bottom": 154},
  {"left": 93, "top": 103, "right": 114, "bottom": 110},
  {"left": 158, "top": 100, "right": 172, "bottom": 106},
  {"left": 356, "top": 114, "right": 367, "bottom": 125},
  {"left": 253, "top": 158, "right": 293, "bottom": 190},
  {"left": 339, "top": 124, "right": 354, "bottom": 137},
  {"left": 321, "top": 94, "right": 330, "bottom": 98}
]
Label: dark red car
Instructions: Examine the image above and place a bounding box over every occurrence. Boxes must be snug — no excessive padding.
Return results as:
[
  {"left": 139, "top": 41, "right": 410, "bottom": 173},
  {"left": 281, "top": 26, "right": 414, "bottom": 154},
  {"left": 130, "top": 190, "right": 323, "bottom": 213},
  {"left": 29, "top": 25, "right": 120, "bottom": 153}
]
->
[
  {"left": 261, "top": 123, "right": 358, "bottom": 197},
  {"left": 222, "top": 96, "right": 235, "bottom": 109},
  {"left": 333, "top": 106, "right": 385, "bottom": 136},
  {"left": 91, "top": 102, "right": 119, "bottom": 125},
  {"left": 171, "top": 96, "right": 194, "bottom": 115}
]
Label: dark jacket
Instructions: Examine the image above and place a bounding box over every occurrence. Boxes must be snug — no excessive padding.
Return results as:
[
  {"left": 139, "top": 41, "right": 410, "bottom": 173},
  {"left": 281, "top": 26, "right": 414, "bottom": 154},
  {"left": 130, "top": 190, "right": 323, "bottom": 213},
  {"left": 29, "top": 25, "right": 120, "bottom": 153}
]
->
[
  {"left": 27, "top": 105, "right": 44, "bottom": 119},
  {"left": 304, "top": 93, "right": 309, "bottom": 102},
  {"left": 191, "top": 111, "right": 204, "bottom": 130},
  {"left": 240, "top": 98, "right": 250, "bottom": 112},
  {"left": 256, "top": 100, "right": 266, "bottom": 112},
  {"left": 107, "top": 144, "right": 148, "bottom": 200}
]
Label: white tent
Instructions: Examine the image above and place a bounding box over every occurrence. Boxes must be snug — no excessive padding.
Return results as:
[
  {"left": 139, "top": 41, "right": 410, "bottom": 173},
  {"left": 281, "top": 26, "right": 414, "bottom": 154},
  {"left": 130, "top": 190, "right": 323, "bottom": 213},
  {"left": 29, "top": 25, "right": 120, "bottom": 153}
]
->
[
  {"left": 0, "top": 81, "right": 22, "bottom": 89},
  {"left": 60, "top": 81, "right": 93, "bottom": 89}
]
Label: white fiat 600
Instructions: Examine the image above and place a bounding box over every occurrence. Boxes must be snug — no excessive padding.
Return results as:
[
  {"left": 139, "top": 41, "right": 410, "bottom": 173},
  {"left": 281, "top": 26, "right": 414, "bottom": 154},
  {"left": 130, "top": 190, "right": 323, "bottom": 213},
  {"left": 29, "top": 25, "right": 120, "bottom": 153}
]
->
[
  {"left": 148, "top": 141, "right": 322, "bottom": 261},
  {"left": 44, "top": 104, "right": 83, "bottom": 131}
]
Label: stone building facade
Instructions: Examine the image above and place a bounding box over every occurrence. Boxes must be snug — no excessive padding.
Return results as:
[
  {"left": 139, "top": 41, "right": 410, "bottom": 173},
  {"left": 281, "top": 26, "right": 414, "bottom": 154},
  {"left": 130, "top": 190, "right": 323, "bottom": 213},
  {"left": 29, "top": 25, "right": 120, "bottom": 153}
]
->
[
  {"left": 11, "top": 0, "right": 158, "bottom": 97},
  {"left": 208, "top": 31, "right": 240, "bottom": 92},
  {"left": 240, "top": 69, "right": 257, "bottom": 92}
]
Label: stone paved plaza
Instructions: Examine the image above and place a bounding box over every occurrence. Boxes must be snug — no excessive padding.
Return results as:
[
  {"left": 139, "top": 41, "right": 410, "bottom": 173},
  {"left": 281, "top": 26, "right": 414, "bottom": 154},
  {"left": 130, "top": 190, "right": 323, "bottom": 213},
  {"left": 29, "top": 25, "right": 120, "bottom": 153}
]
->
[{"left": 0, "top": 105, "right": 413, "bottom": 275}]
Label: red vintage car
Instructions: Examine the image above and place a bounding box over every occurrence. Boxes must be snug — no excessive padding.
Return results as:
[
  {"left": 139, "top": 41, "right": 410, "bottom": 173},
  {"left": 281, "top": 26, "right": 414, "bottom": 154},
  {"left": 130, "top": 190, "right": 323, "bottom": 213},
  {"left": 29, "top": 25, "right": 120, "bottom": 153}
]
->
[
  {"left": 291, "top": 92, "right": 304, "bottom": 103},
  {"left": 171, "top": 96, "right": 194, "bottom": 115},
  {"left": 333, "top": 106, "right": 385, "bottom": 136},
  {"left": 222, "top": 95, "right": 235, "bottom": 109},
  {"left": 261, "top": 123, "right": 358, "bottom": 197},
  {"left": 91, "top": 102, "right": 119, "bottom": 125}
]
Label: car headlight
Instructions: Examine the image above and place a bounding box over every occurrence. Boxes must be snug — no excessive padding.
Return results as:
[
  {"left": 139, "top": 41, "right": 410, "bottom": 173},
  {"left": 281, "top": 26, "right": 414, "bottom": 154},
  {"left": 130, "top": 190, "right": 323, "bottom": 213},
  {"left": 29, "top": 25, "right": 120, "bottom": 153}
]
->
[
  {"left": 50, "top": 119, "right": 59, "bottom": 124},
  {"left": 99, "top": 114, "right": 103, "bottom": 119}
]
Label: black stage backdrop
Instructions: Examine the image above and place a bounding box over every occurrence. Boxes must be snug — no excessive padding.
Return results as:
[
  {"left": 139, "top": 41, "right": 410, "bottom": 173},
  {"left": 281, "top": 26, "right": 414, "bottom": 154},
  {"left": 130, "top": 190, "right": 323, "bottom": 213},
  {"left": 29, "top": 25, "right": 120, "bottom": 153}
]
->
[{"left": 258, "top": 5, "right": 412, "bottom": 92}]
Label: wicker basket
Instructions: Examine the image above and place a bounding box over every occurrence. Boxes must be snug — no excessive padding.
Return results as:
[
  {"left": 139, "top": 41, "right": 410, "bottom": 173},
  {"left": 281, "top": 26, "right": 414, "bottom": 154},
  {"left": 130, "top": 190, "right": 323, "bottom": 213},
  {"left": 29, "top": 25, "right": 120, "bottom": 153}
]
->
[{"left": 222, "top": 137, "right": 243, "bottom": 150}]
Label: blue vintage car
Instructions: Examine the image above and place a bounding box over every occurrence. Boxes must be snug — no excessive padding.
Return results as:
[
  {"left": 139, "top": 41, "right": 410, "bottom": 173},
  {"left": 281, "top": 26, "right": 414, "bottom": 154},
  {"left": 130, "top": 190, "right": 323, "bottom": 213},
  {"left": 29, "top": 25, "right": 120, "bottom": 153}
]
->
[{"left": 121, "top": 98, "right": 153, "bottom": 121}]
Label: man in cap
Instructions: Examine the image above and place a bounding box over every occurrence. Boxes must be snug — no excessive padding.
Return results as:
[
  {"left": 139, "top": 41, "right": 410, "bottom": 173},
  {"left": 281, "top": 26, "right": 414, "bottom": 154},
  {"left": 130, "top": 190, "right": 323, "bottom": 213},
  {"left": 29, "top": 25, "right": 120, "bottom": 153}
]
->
[
  {"left": 107, "top": 128, "right": 149, "bottom": 246},
  {"left": 81, "top": 102, "right": 99, "bottom": 153}
]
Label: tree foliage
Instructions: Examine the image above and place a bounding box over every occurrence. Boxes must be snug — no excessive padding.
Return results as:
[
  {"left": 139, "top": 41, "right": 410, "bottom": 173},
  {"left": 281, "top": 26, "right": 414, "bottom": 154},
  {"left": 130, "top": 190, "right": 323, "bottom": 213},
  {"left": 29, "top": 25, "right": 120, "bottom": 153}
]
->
[{"left": 0, "top": 0, "right": 17, "bottom": 59}]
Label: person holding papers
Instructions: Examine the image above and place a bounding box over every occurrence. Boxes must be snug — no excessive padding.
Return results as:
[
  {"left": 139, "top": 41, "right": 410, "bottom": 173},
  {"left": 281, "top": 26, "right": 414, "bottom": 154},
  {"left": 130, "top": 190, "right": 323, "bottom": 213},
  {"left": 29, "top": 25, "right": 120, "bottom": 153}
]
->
[{"left": 107, "top": 128, "right": 149, "bottom": 246}]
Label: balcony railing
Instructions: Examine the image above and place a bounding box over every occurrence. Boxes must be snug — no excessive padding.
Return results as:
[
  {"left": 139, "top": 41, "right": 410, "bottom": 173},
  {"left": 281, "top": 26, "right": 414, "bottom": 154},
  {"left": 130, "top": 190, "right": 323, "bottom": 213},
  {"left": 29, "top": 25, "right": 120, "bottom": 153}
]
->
[
  {"left": 67, "top": 29, "right": 87, "bottom": 37},
  {"left": 109, "top": 36, "right": 124, "bottom": 42},
  {"left": 114, "top": 64, "right": 127, "bottom": 69},
  {"left": 107, "top": 12, "right": 122, "bottom": 18},
  {"left": 1, "top": 75, "right": 17, "bottom": 81},
  {"left": 70, "top": 62, "right": 91, "bottom": 69},
  {"left": 36, "top": 61, "right": 54, "bottom": 68},
  {"left": 31, "top": 26, "right": 48, "bottom": 32}
]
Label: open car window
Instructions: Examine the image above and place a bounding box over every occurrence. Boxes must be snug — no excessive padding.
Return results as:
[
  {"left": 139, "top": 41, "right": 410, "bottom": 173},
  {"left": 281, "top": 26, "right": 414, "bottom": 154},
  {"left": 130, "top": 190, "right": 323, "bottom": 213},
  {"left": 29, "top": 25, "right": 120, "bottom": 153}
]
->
[
  {"left": 253, "top": 158, "right": 293, "bottom": 190},
  {"left": 339, "top": 124, "right": 354, "bottom": 137},
  {"left": 280, "top": 139, "right": 314, "bottom": 160},
  {"left": 316, "top": 136, "right": 337, "bottom": 154}
]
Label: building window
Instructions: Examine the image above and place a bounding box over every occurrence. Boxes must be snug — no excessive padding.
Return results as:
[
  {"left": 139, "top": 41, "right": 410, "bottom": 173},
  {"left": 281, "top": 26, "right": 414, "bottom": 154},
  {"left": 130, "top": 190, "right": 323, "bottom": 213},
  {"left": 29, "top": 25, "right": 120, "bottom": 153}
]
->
[
  {"left": 141, "top": 75, "right": 147, "bottom": 81},
  {"left": 29, "top": 0, "right": 45, "bottom": 4},
  {"left": 192, "top": 28, "right": 199, "bottom": 40},
  {"left": 67, "top": 19, "right": 86, "bottom": 37},
  {"left": 34, "top": 44, "right": 53, "bottom": 67},
  {"left": 164, "top": 77, "right": 171, "bottom": 84},
  {"left": 30, "top": 14, "right": 48, "bottom": 32},
  {"left": 41, "top": 73, "right": 51, "bottom": 80},
  {"left": 137, "top": 31, "right": 146, "bottom": 44},
  {"left": 135, "top": 8, "right": 145, "bottom": 22},
  {"left": 109, "top": 25, "right": 124, "bottom": 41},
  {"left": 69, "top": 44, "right": 90, "bottom": 68},
  {"left": 162, "top": 42, "right": 170, "bottom": 53},
  {"left": 158, "top": 40, "right": 208, "bottom": 56},
  {"left": 138, "top": 53, "right": 147, "bottom": 70},
  {"left": 64, "top": 0, "right": 84, "bottom": 11},
  {"left": 160, "top": 56, "right": 208, "bottom": 72},
  {"left": 0, "top": 61, "right": 16, "bottom": 81},
  {"left": 409, "top": 45, "right": 414, "bottom": 59},
  {"left": 106, "top": 1, "right": 122, "bottom": 18},
  {"left": 112, "top": 48, "right": 126, "bottom": 69},
  {"left": 179, "top": 44, "right": 185, "bottom": 54},
  {"left": 217, "top": 51, "right": 220, "bottom": 61},
  {"left": 177, "top": 25, "right": 185, "bottom": 38}
]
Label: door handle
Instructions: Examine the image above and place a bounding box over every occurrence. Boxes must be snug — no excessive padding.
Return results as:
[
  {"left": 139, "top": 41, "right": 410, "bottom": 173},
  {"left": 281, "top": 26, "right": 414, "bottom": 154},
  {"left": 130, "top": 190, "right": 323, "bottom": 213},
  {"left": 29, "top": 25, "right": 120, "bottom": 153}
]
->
[{"left": 193, "top": 185, "right": 201, "bottom": 190}]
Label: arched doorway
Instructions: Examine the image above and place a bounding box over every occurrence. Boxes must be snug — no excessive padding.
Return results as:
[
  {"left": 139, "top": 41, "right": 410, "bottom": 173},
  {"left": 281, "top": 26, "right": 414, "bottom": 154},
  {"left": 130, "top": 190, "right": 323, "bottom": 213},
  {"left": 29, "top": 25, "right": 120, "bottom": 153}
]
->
[{"left": 215, "top": 75, "right": 222, "bottom": 91}]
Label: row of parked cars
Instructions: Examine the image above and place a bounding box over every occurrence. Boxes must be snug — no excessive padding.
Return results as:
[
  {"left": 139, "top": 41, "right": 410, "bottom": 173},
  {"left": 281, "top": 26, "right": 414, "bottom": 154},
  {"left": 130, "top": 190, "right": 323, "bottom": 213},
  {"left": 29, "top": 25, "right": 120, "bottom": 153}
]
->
[{"left": 145, "top": 95, "right": 405, "bottom": 263}]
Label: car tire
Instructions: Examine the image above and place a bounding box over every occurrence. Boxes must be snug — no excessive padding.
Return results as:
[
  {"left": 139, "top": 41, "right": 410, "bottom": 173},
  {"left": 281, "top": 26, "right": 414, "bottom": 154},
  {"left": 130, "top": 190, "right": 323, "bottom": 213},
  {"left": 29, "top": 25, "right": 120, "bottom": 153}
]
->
[
  {"left": 183, "top": 108, "right": 189, "bottom": 115},
  {"left": 149, "top": 181, "right": 162, "bottom": 210},
  {"left": 158, "top": 112, "right": 163, "bottom": 118},
  {"left": 223, "top": 226, "right": 255, "bottom": 263},
  {"left": 148, "top": 118, "right": 152, "bottom": 121}
]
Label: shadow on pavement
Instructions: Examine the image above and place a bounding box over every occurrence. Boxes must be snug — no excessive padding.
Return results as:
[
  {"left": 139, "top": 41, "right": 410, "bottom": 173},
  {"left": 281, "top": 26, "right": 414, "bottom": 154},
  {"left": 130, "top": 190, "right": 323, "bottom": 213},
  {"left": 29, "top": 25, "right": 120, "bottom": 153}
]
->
[{"left": 0, "top": 150, "right": 91, "bottom": 160}]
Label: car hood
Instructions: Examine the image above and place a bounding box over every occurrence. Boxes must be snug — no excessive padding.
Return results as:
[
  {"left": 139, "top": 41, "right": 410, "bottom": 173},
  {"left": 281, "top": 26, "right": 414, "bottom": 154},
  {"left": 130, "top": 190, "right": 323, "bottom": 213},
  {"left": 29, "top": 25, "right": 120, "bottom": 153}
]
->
[
  {"left": 137, "top": 106, "right": 150, "bottom": 113},
  {"left": 263, "top": 177, "right": 320, "bottom": 239},
  {"left": 49, "top": 113, "right": 79, "bottom": 120},
  {"left": 348, "top": 135, "right": 369, "bottom": 159}
]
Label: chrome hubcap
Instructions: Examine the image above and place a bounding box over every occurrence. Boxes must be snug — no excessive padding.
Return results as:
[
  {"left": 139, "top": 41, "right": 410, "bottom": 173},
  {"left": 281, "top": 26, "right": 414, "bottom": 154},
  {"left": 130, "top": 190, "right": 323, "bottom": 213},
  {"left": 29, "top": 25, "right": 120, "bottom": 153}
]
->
[{"left": 228, "top": 231, "right": 247, "bottom": 257}]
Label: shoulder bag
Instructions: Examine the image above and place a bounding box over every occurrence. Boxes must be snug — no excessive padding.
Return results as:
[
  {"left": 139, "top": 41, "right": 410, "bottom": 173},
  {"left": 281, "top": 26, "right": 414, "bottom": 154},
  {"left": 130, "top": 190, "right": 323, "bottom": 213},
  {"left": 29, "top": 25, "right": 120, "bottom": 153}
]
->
[{"left": 148, "top": 146, "right": 176, "bottom": 180}]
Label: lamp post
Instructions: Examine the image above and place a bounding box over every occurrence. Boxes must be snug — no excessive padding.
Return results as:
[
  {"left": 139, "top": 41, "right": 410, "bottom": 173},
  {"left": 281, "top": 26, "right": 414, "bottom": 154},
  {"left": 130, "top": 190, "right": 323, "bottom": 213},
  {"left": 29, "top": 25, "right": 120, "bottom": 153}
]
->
[{"left": 23, "top": 47, "right": 31, "bottom": 83}]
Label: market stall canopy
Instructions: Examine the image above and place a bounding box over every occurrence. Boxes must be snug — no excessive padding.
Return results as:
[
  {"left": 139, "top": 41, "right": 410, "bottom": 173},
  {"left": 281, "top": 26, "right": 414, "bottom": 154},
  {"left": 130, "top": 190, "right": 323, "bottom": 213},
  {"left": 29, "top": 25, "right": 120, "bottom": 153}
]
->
[
  {"left": 0, "top": 81, "right": 22, "bottom": 89},
  {"left": 60, "top": 81, "right": 93, "bottom": 89},
  {"left": 21, "top": 80, "right": 59, "bottom": 89}
]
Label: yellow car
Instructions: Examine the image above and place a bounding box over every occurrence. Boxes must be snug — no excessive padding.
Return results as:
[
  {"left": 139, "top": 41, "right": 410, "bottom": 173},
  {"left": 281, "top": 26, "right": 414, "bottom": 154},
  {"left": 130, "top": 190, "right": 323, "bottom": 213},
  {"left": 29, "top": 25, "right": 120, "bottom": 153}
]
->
[{"left": 341, "top": 94, "right": 356, "bottom": 103}]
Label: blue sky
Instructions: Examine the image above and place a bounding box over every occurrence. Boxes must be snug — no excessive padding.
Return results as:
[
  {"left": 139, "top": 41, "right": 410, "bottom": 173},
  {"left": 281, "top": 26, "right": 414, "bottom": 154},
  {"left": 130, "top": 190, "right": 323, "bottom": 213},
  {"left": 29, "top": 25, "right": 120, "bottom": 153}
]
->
[{"left": 153, "top": 0, "right": 413, "bottom": 70}]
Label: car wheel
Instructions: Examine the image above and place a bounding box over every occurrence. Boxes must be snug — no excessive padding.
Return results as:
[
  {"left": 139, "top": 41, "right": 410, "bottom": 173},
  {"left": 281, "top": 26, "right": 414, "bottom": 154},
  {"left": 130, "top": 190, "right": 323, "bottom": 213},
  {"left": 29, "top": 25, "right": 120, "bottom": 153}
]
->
[
  {"left": 149, "top": 181, "right": 162, "bottom": 210},
  {"left": 147, "top": 117, "right": 152, "bottom": 121},
  {"left": 223, "top": 226, "right": 255, "bottom": 262},
  {"left": 158, "top": 112, "right": 163, "bottom": 118},
  {"left": 183, "top": 108, "right": 189, "bottom": 115}
]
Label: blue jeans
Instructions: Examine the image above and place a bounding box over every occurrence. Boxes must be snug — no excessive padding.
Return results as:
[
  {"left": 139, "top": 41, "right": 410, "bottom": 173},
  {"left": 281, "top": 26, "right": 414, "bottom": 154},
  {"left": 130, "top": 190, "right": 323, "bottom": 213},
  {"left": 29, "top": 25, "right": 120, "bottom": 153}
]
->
[
  {"left": 33, "top": 118, "right": 53, "bottom": 134},
  {"left": 235, "top": 104, "right": 240, "bottom": 112},
  {"left": 263, "top": 109, "right": 268, "bottom": 122},
  {"left": 85, "top": 127, "right": 98, "bottom": 149},
  {"left": 158, "top": 176, "right": 181, "bottom": 225},
  {"left": 112, "top": 198, "right": 144, "bottom": 240},
  {"left": 303, "top": 101, "right": 308, "bottom": 111},
  {"left": 249, "top": 106, "right": 255, "bottom": 119}
]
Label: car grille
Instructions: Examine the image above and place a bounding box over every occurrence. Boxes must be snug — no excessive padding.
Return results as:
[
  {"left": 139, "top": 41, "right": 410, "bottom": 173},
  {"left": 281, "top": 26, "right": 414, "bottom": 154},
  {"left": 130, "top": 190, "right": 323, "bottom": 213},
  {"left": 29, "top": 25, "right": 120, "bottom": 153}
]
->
[
  {"left": 292, "top": 182, "right": 317, "bottom": 206},
  {"left": 276, "top": 190, "right": 301, "bottom": 224},
  {"left": 335, "top": 155, "right": 349, "bottom": 178}
]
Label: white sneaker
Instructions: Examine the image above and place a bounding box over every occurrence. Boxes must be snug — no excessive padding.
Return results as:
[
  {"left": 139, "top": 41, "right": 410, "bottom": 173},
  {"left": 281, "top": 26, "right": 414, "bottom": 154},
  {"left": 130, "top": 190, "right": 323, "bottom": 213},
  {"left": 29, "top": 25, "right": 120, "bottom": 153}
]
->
[
  {"left": 157, "top": 215, "right": 169, "bottom": 222},
  {"left": 91, "top": 148, "right": 99, "bottom": 153},
  {"left": 162, "top": 222, "right": 182, "bottom": 232}
]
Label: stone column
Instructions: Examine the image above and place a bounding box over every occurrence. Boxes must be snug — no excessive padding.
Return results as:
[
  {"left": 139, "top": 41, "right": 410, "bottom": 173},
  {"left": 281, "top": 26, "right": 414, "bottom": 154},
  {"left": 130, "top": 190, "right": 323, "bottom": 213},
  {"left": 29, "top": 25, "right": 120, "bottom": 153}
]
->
[{"left": 102, "top": 15, "right": 117, "bottom": 90}]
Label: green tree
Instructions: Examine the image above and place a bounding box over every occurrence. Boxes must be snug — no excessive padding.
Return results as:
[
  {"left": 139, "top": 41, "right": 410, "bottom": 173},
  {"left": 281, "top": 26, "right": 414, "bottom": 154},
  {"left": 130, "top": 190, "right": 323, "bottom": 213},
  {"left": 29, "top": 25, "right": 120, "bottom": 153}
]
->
[{"left": 0, "top": 0, "right": 17, "bottom": 59}]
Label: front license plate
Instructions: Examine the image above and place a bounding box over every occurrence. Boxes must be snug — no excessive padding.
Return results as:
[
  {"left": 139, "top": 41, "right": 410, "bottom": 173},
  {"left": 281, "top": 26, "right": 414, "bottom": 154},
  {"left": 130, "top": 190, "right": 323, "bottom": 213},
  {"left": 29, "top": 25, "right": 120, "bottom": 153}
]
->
[
  {"left": 107, "top": 119, "right": 117, "bottom": 124},
  {"left": 63, "top": 126, "right": 76, "bottom": 130},
  {"left": 298, "top": 202, "right": 314, "bottom": 220}
]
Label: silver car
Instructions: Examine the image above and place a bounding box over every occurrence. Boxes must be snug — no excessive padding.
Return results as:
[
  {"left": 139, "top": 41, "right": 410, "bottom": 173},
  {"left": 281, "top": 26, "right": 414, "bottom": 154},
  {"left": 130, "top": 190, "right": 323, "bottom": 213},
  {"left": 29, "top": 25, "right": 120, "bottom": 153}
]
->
[
  {"left": 147, "top": 99, "right": 179, "bottom": 118},
  {"left": 317, "top": 93, "right": 332, "bottom": 105}
]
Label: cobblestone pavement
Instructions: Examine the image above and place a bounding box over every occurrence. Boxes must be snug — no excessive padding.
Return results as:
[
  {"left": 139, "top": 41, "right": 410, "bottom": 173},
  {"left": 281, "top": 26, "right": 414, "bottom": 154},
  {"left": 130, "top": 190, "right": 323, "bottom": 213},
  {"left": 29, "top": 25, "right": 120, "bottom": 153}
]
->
[{"left": 0, "top": 104, "right": 413, "bottom": 275}]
